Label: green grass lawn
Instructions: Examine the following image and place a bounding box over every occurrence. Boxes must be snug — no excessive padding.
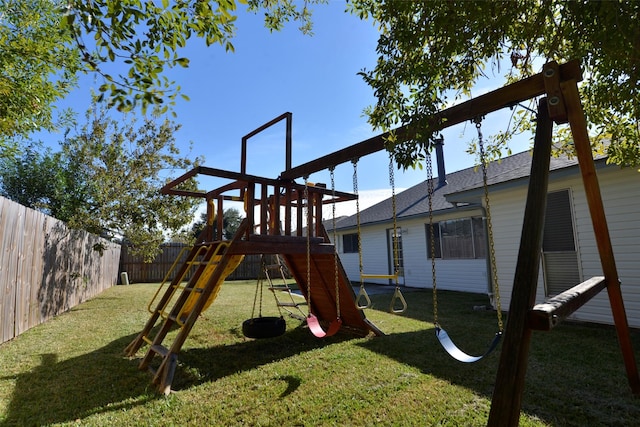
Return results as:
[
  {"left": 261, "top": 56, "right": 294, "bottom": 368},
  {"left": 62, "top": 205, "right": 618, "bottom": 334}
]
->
[{"left": 1, "top": 281, "right": 639, "bottom": 426}]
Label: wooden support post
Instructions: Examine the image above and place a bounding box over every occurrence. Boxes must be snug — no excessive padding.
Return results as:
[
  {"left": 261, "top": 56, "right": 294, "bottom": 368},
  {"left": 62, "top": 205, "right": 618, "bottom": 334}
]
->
[
  {"left": 296, "top": 189, "right": 303, "bottom": 236},
  {"left": 245, "top": 183, "right": 254, "bottom": 239},
  {"left": 306, "top": 188, "right": 314, "bottom": 238},
  {"left": 272, "top": 184, "right": 280, "bottom": 235},
  {"left": 260, "top": 183, "right": 268, "bottom": 235},
  {"left": 561, "top": 82, "right": 640, "bottom": 394},
  {"left": 488, "top": 98, "right": 553, "bottom": 426},
  {"left": 284, "top": 185, "right": 292, "bottom": 236},
  {"left": 216, "top": 196, "right": 224, "bottom": 241},
  {"left": 314, "top": 191, "right": 323, "bottom": 239},
  {"left": 203, "top": 198, "right": 215, "bottom": 242}
]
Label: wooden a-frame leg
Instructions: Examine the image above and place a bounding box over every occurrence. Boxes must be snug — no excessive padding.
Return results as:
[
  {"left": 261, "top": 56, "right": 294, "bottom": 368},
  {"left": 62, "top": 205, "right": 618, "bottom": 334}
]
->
[
  {"left": 561, "top": 81, "right": 640, "bottom": 394},
  {"left": 487, "top": 98, "right": 553, "bottom": 426}
]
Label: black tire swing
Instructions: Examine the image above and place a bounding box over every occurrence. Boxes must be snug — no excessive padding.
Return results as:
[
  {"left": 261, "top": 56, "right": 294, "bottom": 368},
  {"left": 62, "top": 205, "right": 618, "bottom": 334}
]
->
[{"left": 242, "top": 257, "right": 286, "bottom": 339}]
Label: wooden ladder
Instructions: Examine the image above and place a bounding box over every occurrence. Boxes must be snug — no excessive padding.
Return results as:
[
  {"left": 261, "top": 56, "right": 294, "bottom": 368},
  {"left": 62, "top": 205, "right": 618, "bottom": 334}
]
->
[
  {"left": 124, "top": 243, "right": 215, "bottom": 357},
  {"left": 263, "top": 254, "right": 307, "bottom": 320},
  {"left": 125, "top": 219, "right": 250, "bottom": 394}
]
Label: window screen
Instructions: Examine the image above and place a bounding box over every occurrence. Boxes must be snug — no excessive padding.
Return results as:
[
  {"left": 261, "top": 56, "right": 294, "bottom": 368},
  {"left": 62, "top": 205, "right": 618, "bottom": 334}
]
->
[{"left": 342, "top": 233, "right": 358, "bottom": 253}]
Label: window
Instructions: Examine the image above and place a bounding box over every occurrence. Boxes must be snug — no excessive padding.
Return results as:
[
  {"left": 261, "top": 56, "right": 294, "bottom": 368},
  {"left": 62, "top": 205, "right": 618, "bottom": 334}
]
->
[
  {"left": 426, "top": 217, "right": 486, "bottom": 259},
  {"left": 542, "top": 190, "right": 580, "bottom": 295},
  {"left": 342, "top": 233, "right": 358, "bottom": 253},
  {"left": 472, "top": 217, "right": 487, "bottom": 259},
  {"left": 426, "top": 222, "right": 442, "bottom": 258},
  {"left": 543, "top": 191, "right": 575, "bottom": 252}
]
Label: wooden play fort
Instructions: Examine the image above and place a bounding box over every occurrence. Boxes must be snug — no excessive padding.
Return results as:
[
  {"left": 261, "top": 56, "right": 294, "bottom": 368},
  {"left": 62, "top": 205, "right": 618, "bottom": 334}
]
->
[{"left": 125, "top": 60, "right": 639, "bottom": 426}]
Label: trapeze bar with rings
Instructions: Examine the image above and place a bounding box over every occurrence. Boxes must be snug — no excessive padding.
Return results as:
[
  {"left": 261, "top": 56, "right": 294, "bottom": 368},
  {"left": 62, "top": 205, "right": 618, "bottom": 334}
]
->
[
  {"left": 355, "top": 286, "right": 372, "bottom": 310},
  {"left": 360, "top": 273, "right": 399, "bottom": 280},
  {"left": 351, "top": 156, "right": 408, "bottom": 314},
  {"left": 390, "top": 286, "right": 408, "bottom": 314},
  {"left": 351, "top": 158, "right": 372, "bottom": 310}
]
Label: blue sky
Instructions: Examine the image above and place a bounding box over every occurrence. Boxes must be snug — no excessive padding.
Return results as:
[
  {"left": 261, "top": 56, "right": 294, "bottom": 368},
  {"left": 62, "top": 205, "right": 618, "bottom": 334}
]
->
[{"left": 43, "top": 1, "right": 535, "bottom": 217}]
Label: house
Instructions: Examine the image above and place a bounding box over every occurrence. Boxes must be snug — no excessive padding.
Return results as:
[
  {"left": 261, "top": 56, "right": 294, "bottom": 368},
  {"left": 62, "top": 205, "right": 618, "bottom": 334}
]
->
[{"left": 332, "top": 140, "right": 640, "bottom": 328}]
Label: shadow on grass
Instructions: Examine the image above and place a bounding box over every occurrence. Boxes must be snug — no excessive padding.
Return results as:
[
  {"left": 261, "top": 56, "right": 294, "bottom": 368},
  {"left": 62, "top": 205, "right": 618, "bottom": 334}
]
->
[
  {"left": 1, "top": 322, "right": 358, "bottom": 425},
  {"left": 0, "top": 333, "right": 158, "bottom": 426},
  {"left": 359, "top": 292, "right": 640, "bottom": 426},
  {"left": 170, "top": 325, "right": 355, "bottom": 391},
  {"left": 358, "top": 327, "right": 501, "bottom": 396}
]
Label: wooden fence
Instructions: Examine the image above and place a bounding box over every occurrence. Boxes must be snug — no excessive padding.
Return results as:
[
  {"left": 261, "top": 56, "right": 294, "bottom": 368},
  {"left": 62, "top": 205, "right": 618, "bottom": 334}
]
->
[
  {"left": 0, "top": 196, "right": 121, "bottom": 345},
  {"left": 119, "top": 244, "right": 263, "bottom": 283}
]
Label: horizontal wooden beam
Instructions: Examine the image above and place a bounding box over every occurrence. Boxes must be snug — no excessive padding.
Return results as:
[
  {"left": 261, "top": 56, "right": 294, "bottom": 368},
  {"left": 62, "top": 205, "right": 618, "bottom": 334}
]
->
[
  {"left": 162, "top": 166, "right": 356, "bottom": 200},
  {"left": 227, "top": 240, "right": 335, "bottom": 255},
  {"left": 528, "top": 276, "right": 606, "bottom": 331},
  {"left": 280, "top": 60, "right": 582, "bottom": 180}
]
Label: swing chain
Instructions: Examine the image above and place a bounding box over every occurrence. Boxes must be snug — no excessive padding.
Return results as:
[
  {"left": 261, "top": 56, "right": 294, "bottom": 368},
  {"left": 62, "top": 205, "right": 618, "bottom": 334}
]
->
[
  {"left": 352, "top": 160, "right": 364, "bottom": 285},
  {"left": 426, "top": 150, "right": 438, "bottom": 327},
  {"left": 352, "top": 159, "right": 372, "bottom": 310},
  {"left": 476, "top": 118, "right": 504, "bottom": 332},
  {"left": 303, "top": 176, "right": 312, "bottom": 312},
  {"left": 388, "top": 155, "right": 400, "bottom": 277},
  {"left": 329, "top": 167, "right": 340, "bottom": 319}
]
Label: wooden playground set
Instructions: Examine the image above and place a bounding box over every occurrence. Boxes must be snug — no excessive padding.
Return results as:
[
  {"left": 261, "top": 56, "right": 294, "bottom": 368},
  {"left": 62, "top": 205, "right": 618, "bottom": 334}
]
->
[{"left": 124, "top": 60, "right": 640, "bottom": 425}]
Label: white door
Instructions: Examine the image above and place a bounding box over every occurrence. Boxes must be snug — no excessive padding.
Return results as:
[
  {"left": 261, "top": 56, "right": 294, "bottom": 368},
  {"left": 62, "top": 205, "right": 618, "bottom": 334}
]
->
[{"left": 387, "top": 228, "right": 404, "bottom": 285}]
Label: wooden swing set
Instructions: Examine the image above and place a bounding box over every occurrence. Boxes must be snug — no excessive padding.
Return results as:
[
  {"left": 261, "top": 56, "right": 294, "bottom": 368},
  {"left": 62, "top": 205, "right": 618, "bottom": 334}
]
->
[
  {"left": 282, "top": 59, "right": 640, "bottom": 424},
  {"left": 124, "top": 59, "right": 638, "bottom": 425}
]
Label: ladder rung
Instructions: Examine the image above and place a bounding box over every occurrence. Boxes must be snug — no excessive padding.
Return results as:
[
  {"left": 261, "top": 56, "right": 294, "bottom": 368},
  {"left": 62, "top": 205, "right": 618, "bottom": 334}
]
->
[
  {"left": 151, "top": 344, "right": 169, "bottom": 357},
  {"left": 142, "top": 336, "right": 153, "bottom": 345},
  {"left": 278, "top": 302, "right": 307, "bottom": 307},
  {"left": 187, "top": 261, "right": 220, "bottom": 266},
  {"left": 269, "top": 286, "right": 293, "bottom": 291},
  {"left": 265, "top": 264, "right": 283, "bottom": 269},
  {"left": 171, "top": 283, "right": 204, "bottom": 293}
]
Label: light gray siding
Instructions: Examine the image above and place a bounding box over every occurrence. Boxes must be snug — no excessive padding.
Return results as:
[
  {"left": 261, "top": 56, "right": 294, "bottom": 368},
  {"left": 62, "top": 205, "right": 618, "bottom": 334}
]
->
[
  {"left": 336, "top": 213, "right": 489, "bottom": 294},
  {"left": 491, "top": 165, "right": 640, "bottom": 328}
]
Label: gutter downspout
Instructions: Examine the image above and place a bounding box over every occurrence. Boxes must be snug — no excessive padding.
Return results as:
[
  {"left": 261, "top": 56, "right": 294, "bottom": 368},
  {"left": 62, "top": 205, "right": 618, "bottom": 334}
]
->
[{"left": 434, "top": 136, "right": 447, "bottom": 188}]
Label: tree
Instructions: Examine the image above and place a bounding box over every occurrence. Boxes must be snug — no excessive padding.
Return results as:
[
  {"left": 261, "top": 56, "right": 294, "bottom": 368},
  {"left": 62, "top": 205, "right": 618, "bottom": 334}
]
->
[
  {"left": 59, "top": 107, "right": 203, "bottom": 261},
  {"left": 0, "top": 0, "right": 80, "bottom": 146},
  {"left": 1, "top": 141, "right": 97, "bottom": 223},
  {"left": 349, "top": 0, "right": 640, "bottom": 169},
  {"left": 185, "top": 207, "right": 244, "bottom": 242},
  {"left": 0, "top": 105, "right": 202, "bottom": 261},
  {"left": 0, "top": 0, "right": 325, "bottom": 145},
  {"left": 0, "top": 143, "right": 61, "bottom": 212}
]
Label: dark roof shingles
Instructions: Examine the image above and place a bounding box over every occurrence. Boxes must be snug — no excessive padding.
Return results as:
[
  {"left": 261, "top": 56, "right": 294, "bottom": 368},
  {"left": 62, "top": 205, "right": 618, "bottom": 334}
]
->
[{"left": 337, "top": 149, "right": 591, "bottom": 229}]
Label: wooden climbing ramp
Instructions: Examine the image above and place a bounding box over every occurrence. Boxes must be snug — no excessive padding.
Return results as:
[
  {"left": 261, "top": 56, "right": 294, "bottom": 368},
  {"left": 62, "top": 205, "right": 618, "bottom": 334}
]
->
[{"left": 282, "top": 251, "right": 382, "bottom": 337}]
